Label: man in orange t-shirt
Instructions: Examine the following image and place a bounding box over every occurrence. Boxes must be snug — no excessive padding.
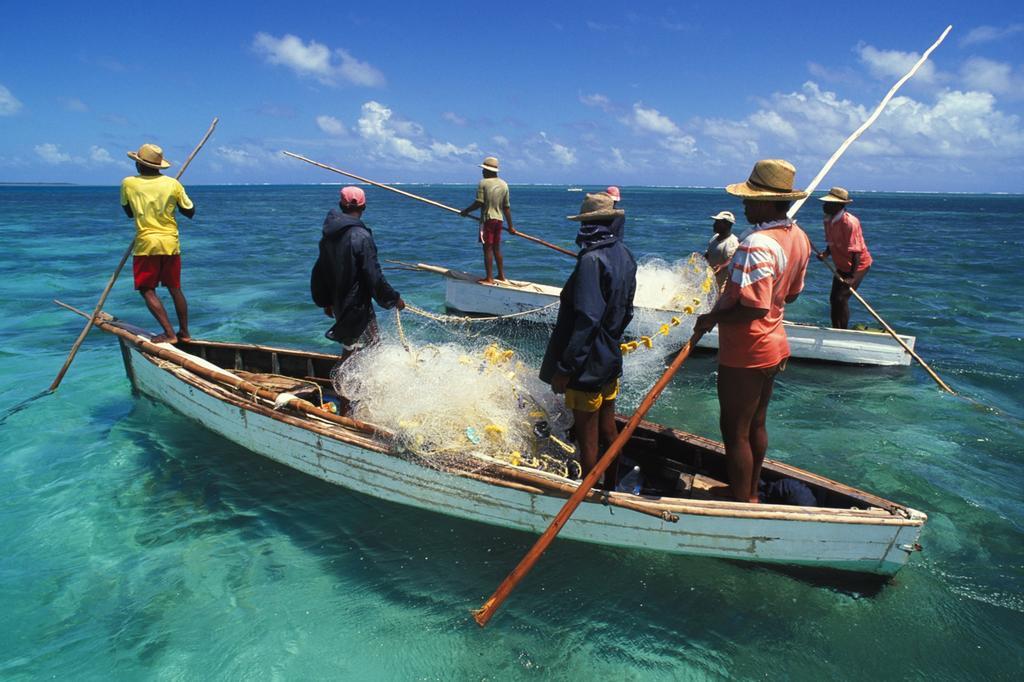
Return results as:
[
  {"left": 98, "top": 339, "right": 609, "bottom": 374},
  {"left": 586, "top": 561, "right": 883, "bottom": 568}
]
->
[
  {"left": 818, "top": 186, "right": 872, "bottom": 329},
  {"left": 695, "top": 159, "right": 810, "bottom": 503}
]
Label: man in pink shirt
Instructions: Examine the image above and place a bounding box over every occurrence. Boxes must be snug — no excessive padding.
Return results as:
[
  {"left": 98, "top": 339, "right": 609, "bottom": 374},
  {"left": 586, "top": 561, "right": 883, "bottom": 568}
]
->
[
  {"left": 695, "top": 159, "right": 810, "bottom": 503},
  {"left": 818, "top": 186, "right": 873, "bottom": 329}
]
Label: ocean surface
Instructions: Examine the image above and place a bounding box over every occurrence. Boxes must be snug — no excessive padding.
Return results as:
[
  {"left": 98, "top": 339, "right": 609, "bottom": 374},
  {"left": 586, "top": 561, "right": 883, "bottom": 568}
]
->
[{"left": 1, "top": 184, "right": 1021, "bottom": 680}]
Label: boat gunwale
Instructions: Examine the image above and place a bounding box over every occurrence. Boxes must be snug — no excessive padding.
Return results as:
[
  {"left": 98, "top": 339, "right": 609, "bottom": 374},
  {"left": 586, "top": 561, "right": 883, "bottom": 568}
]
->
[{"left": 111, "top": 323, "right": 924, "bottom": 529}]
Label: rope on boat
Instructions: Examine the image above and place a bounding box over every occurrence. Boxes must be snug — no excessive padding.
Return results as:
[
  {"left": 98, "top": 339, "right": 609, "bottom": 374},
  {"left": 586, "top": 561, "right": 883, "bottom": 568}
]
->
[{"left": 403, "top": 301, "right": 559, "bottom": 325}]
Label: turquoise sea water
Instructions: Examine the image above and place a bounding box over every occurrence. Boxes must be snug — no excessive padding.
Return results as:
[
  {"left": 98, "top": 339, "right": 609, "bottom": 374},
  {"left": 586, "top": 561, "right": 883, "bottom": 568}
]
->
[{"left": 1, "top": 185, "right": 1021, "bottom": 679}]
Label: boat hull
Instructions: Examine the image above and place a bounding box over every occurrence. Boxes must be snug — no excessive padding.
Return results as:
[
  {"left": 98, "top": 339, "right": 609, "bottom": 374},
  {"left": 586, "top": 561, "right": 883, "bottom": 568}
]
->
[
  {"left": 122, "top": 340, "right": 923, "bottom": 576},
  {"left": 443, "top": 274, "right": 915, "bottom": 366}
]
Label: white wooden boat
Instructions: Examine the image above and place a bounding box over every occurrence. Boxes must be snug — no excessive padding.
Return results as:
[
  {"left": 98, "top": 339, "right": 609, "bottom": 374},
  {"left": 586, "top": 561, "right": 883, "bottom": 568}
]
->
[
  {"left": 416, "top": 263, "right": 916, "bottom": 367},
  {"left": 85, "top": 312, "right": 925, "bottom": 578}
]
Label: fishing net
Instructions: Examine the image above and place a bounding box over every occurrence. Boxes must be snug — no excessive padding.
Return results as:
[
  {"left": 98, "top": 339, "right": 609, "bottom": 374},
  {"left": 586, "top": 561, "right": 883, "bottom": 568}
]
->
[
  {"left": 331, "top": 338, "right": 578, "bottom": 477},
  {"left": 331, "top": 253, "right": 717, "bottom": 478}
]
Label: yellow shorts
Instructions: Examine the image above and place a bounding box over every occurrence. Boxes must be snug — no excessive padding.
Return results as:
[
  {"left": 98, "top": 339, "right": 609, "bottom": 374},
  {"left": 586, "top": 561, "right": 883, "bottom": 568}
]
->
[{"left": 565, "top": 379, "right": 619, "bottom": 413}]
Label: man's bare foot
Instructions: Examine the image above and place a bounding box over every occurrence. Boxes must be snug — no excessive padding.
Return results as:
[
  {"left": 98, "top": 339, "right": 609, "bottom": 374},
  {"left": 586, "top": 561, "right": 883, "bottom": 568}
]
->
[
  {"left": 177, "top": 330, "right": 193, "bottom": 342},
  {"left": 152, "top": 332, "right": 178, "bottom": 344},
  {"left": 477, "top": 277, "right": 495, "bottom": 284}
]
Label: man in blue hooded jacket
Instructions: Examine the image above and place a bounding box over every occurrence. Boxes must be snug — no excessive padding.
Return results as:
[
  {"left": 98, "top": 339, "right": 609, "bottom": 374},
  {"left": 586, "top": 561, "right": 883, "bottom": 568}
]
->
[
  {"left": 540, "top": 193, "right": 637, "bottom": 484},
  {"left": 311, "top": 186, "right": 404, "bottom": 356}
]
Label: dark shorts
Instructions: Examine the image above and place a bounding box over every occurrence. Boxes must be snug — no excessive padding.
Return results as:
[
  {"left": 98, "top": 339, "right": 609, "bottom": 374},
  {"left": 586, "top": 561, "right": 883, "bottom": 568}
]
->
[
  {"left": 133, "top": 255, "right": 181, "bottom": 290},
  {"left": 479, "top": 219, "right": 503, "bottom": 246}
]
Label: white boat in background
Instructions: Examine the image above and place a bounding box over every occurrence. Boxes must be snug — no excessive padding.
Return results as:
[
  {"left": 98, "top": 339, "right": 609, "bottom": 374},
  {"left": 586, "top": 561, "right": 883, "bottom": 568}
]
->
[
  {"left": 413, "top": 263, "right": 916, "bottom": 367},
  {"left": 566, "top": 187, "right": 583, "bottom": 192},
  {"left": 77, "top": 312, "right": 925, "bottom": 578}
]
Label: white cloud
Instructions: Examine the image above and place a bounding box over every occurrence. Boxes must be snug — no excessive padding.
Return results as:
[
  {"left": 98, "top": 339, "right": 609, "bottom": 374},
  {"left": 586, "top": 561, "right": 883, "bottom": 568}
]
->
[
  {"left": 442, "top": 111, "right": 468, "bottom": 126},
  {"left": 605, "top": 147, "right": 632, "bottom": 172},
  {"left": 252, "top": 33, "right": 384, "bottom": 87},
  {"left": 857, "top": 43, "right": 937, "bottom": 84},
  {"left": 580, "top": 93, "right": 612, "bottom": 111},
  {"left": 629, "top": 103, "right": 698, "bottom": 158},
  {"left": 632, "top": 103, "right": 681, "bottom": 135},
  {"left": 34, "top": 143, "right": 71, "bottom": 164},
  {"left": 216, "top": 145, "right": 260, "bottom": 167},
  {"left": 316, "top": 114, "right": 347, "bottom": 136},
  {"left": 429, "top": 141, "right": 480, "bottom": 159},
  {"left": 357, "top": 101, "right": 432, "bottom": 162},
  {"left": 699, "top": 81, "right": 1024, "bottom": 165},
  {"left": 88, "top": 146, "right": 117, "bottom": 164},
  {"left": 335, "top": 49, "right": 386, "bottom": 87},
  {"left": 492, "top": 135, "right": 509, "bottom": 148},
  {"left": 0, "top": 84, "right": 22, "bottom": 115},
  {"left": 539, "top": 132, "right": 576, "bottom": 166},
  {"left": 961, "top": 23, "right": 1024, "bottom": 46},
  {"left": 960, "top": 57, "right": 1024, "bottom": 97}
]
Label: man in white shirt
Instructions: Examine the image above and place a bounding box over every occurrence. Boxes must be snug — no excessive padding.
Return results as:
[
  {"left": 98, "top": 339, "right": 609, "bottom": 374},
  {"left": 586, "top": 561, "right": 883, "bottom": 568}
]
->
[{"left": 704, "top": 210, "right": 739, "bottom": 291}]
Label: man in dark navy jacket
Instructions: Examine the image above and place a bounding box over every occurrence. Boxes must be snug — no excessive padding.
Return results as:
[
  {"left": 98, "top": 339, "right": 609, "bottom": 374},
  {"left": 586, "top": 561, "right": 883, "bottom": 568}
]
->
[
  {"left": 540, "top": 193, "right": 637, "bottom": 484},
  {"left": 311, "top": 186, "right": 404, "bottom": 356}
]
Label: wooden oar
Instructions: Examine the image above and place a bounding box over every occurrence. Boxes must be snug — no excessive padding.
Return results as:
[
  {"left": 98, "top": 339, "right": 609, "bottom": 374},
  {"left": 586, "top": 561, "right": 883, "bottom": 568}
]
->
[
  {"left": 472, "top": 331, "right": 704, "bottom": 626},
  {"left": 282, "top": 151, "right": 578, "bottom": 258},
  {"left": 472, "top": 25, "right": 954, "bottom": 627},
  {"left": 47, "top": 117, "right": 219, "bottom": 392}
]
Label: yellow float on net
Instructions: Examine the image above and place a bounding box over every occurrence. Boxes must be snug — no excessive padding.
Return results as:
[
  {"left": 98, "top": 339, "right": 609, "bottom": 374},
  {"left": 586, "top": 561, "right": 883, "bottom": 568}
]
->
[
  {"left": 509, "top": 451, "right": 522, "bottom": 466},
  {"left": 658, "top": 324, "right": 671, "bottom": 336},
  {"left": 640, "top": 336, "right": 653, "bottom": 348},
  {"left": 683, "top": 305, "right": 695, "bottom": 315}
]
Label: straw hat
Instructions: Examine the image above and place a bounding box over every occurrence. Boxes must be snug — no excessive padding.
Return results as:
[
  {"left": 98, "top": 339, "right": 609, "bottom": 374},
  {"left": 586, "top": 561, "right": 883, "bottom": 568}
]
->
[
  {"left": 819, "top": 186, "right": 853, "bottom": 204},
  {"left": 567, "top": 192, "right": 625, "bottom": 222},
  {"left": 479, "top": 156, "right": 500, "bottom": 172},
  {"left": 726, "top": 159, "right": 808, "bottom": 200},
  {"left": 710, "top": 211, "right": 735, "bottom": 224},
  {"left": 127, "top": 143, "right": 171, "bottom": 169}
]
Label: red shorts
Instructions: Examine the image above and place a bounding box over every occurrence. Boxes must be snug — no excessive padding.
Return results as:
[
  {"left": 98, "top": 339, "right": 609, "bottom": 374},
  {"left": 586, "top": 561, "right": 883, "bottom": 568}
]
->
[
  {"left": 479, "top": 219, "right": 503, "bottom": 246},
  {"left": 133, "top": 255, "right": 182, "bottom": 290}
]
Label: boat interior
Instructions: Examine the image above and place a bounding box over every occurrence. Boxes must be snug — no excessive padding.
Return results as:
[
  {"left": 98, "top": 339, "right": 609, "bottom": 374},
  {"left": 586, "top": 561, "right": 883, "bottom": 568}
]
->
[{"left": 170, "top": 336, "right": 900, "bottom": 515}]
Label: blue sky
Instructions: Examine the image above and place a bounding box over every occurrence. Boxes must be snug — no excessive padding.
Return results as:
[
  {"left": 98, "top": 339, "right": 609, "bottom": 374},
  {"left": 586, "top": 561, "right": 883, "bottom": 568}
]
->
[{"left": 1, "top": 1, "right": 1022, "bottom": 191}]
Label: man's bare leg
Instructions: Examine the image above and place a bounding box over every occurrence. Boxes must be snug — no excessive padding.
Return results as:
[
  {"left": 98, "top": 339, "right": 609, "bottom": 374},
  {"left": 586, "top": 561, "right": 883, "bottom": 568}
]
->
[
  {"left": 747, "top": 368, "right": 778, "bottom": 502},
  {"left": 573, "top": 408, "right": 600, "bottom": 481},
  {"left": 717, "top": 365, "right": 765, "bottom": 502},
  {"left": 140, "top": 288, "right": 177, "bottom": 343},
  {"left": 597, "top": 399, "right": 619, "bottom": 489},
  {"left": 168, "top": 287, "right": 190, "bottom": 341},
  {"left": 494, "top": 243, "right": 506, "bottom": 281},
  {"left": 479, "top": 244, "right": 494, "bottom": 284}
]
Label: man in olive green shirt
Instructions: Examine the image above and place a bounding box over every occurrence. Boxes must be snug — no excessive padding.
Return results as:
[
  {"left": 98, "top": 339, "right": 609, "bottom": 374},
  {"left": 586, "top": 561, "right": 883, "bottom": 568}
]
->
[{"left": 461, "top": 156, "right": 515, "bottom": 283}]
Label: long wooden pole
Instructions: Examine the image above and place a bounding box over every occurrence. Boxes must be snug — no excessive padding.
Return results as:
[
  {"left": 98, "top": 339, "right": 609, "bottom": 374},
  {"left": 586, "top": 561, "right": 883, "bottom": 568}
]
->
[
  {"left": 53, "top": 299, "right": 388, "bottom": 437},
  {"left": 47, "top": 117, "right": 219, "bottom": 392},
  {"left": 812, "top": 241, "right": 955, "bottom": 393},
  {"left": 782, "top": 26, "right": 956, "bottom": 395},
  {"left": 472, "top": 25, "right": 954, "bottom": 627},
  {"left": 472, "top": 332, "right": 704, "bottom": 627},
  {"left": 282, "top": 151, "right": 578, "bottom": 258}
]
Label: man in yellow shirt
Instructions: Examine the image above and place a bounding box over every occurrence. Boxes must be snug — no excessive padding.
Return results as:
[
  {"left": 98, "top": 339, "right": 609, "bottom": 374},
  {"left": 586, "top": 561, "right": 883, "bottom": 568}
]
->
[
  {"left": 460, "top": 156, "right": 515, "bottom": 283},
  {"left": 120, "top": 143, "right": 196, "bottom": 344}
]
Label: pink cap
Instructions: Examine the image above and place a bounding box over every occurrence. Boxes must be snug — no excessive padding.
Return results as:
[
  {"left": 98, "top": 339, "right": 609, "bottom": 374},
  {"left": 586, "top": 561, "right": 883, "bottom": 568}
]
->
[
  {"left": 340, "top": 186, "right": 366, "bottom": 207},
  {"left": 605, "top": 186, "right": 621, "bottom": 202}
]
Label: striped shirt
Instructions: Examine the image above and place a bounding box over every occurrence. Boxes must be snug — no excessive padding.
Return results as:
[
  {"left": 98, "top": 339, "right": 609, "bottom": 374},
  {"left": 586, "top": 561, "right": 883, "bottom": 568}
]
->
[{"left": 718, "top": 219, "right": 810, "bottom": 368}]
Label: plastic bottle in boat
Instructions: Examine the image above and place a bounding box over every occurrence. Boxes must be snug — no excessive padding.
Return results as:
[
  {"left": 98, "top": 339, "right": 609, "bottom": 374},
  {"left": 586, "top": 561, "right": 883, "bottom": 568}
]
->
[{"left": 616, "top": 465, "right": 642, "bottom": 495}]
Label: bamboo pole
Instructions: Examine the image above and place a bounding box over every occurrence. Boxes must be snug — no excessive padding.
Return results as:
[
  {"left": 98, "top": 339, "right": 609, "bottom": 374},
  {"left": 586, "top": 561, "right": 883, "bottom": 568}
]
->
[
  {"left": 282, "top": 151, "right": 578, "bottom": 258},
  {"left": 472, "top": 25, "right": 954, "bottom": 627},
  {"left": 48, "top": 117, "right": 219, "bottom": 392},
  {"left": 783, "top": 27, "right": 956, "bottom": 395}
]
